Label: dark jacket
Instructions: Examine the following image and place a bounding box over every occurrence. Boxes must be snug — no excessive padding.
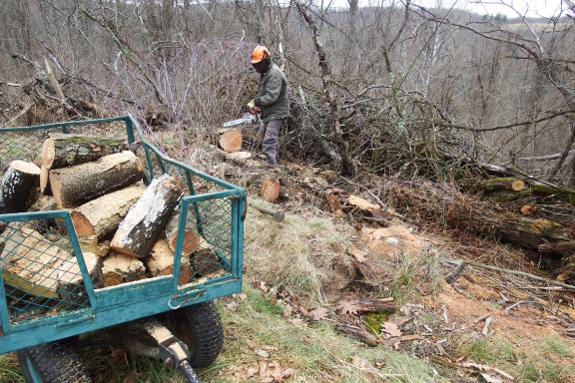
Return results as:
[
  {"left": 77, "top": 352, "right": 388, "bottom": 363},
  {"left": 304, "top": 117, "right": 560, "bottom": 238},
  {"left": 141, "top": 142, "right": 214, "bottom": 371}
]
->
[{"left": 253, "top": 63, "right": 290, "bottom": 123}]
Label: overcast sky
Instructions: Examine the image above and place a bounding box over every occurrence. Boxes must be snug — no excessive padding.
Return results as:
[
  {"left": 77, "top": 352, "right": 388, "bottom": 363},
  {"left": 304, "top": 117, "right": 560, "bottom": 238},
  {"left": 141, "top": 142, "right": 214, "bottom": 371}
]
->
[{"left": 326, "top": 0, "right": 566, "bottom": 18}]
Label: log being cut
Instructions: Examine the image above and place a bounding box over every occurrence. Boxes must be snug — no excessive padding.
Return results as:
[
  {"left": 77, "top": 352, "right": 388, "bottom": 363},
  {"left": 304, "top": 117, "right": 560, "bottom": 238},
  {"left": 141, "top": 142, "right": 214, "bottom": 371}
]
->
[
  {"left": 71, "top": 184, "right": 145, "bottom": 240},
  {"left": 42, "top": 133, "right": 128, "bottom": 169},
  {"left": 110, "top": 174, "right": 182, "bottom": 258},
  {"left": 50, "top": 151, "right": 144, "bottom": 208},
  {"left": 0, "top": 160, "right": 41, "bottom": 214}
]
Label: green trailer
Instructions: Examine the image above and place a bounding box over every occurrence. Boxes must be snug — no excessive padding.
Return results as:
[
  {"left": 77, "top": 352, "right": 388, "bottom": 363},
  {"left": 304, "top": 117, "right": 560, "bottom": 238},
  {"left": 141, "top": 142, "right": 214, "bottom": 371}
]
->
[{"left": 0, "top": 116, "right": 245, "bottom": 382}]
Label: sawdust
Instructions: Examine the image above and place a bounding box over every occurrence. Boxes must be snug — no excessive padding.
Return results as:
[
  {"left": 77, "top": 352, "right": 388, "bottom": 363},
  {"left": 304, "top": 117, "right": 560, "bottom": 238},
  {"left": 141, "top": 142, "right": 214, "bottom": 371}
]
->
[{"left": 361, "top": 225, "right": 425, "bottom": 258}]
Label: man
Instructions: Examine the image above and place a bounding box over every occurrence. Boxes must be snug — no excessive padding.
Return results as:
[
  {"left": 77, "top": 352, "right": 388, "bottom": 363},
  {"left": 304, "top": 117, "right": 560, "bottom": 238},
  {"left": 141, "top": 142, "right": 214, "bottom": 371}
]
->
[{"left": 247, "top": 46, "right": 290, "bottom": 167}]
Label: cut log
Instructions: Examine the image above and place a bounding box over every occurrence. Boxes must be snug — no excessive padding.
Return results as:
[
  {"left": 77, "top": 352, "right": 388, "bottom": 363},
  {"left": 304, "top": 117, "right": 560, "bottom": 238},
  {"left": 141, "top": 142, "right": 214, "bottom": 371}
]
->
[
  {"left": 50, "top": 151, "right": 144, "bottom": 208},
  {"left": 57, "top": 252, "right": 103, "bottom": 308},
  {"left": 218, "top": 129, "right": 242, "bottom": 153},
  {"left": 477, "top": 178, "right": 525, "bottom": 193},
  {"left": 334, "top": 323, "right": 379, "bottom": 347},
  {"left": 165, "top": 210, "right": 200, "bottom": 254},
  {"left": 73, "top": 235, "right": 110, "bottom": 258},
  {"left": 42, "top": 133, "right": 128, "bottom": 169},
  {"left": 338, "top": 295, "right": 396, "bottom": 313},
  {"left": 29, "top": 195, "right": 57, "bottom": 212},
  {"left": 0, "top": 161, "right": 41, "bottom": 214},
  {"left": 71, "top": 184, "right": 145, "bottom": 240},
  {"left": 146, "top": 239, "right": 193, "bottom": 283},
  {"left": 261, "top": 178, "right": 280, "bottom": 202},
  {"left": 40, "top": 164, "right": 51, "bottom": 195},
  {"left": 1, "top": 228, "right": 71, "bottom": 299},
  {"left": 102, "top": 251, "right": 146, "bottom": 287},
  {"left": 110, "top": 174, "right": 182, "bottom": 258},
  {"left": 190, "top": 238, "right": 219, "bottom": 276}
]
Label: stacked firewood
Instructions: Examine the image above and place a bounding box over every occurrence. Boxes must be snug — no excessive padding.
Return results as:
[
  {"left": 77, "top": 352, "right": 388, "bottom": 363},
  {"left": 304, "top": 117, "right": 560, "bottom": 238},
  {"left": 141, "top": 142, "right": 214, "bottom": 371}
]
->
[{"left": 0, "top": 133, "right": 221, "bottom": 305}]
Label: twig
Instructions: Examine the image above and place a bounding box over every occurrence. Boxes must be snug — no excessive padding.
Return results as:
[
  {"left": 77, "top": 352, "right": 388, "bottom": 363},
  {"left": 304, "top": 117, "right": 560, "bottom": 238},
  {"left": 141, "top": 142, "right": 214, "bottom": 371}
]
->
[
  {"left": 474, "top": 313, "right": 491, "bottom": 324},
  {"left": 459, "top": 260, "right": 575, "bottom": 291},
  {"left": 481, "top": 316, "right": 492, "bottom": 336},
  {"left": 1, "top": 103, "right": 32, "bottom": 128},
  {"left": 504, "top": 300, "right": 544, "bottom": 312}
]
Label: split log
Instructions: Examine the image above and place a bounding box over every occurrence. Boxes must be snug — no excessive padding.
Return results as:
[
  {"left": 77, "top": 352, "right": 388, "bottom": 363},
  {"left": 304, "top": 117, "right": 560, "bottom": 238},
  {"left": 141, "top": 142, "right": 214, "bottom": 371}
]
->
[
  {"left": 261, "top": 178, "right": 280, "bottom": 202},
  {"left": 0, "top": 161, "right": 41, "bottom": 214},
  {"left": 165, "top": 209, "right": 200, "bottom": 254},
  {"left": 71, "top": 184, "right": 145, "bottom": 240},
  {"left": 57, "top": 252, "right": 103, "bottom": 307},
  {"left": 40, "top": 164, "right": 51, "bottom": 195},
  {"left": 102, "top": 252, "right": 146, "bottom": 287},
  {"left": 190, "top": 238, "right": 219, "bottom": 276},
  {"left": 477, "top": 177, "right": 525, "bottom": 193},
  {"left": 1, "top": 228, "right": 71, "bottom": 299},
  {"left": 218, "top": 129, "right": 242, "bottom": 153},
  {"left": 110, "top": 174, "right": 182, "bottom": 258},
  {"left": 146, "top": 239, "right": 193, "bottom": 283},
  {"left": 42, "top": 133, "right": 128, "bottom": 169},
  {"left": 74, "top": 235, "right": 110, "bottom": 258},
  {"left": 50, "top": 151, "right": 144, "bottom": 208}
]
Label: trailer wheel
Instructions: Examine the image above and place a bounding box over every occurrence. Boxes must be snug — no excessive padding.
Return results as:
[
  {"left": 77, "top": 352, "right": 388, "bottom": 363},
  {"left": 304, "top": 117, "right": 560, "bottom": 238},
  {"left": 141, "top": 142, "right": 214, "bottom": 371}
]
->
[
  {"left": 172, "top": 300, "right": 224, "bottom": 368},
  {"left": 16, "top": 339, "right": 91, "bottom": 383}
]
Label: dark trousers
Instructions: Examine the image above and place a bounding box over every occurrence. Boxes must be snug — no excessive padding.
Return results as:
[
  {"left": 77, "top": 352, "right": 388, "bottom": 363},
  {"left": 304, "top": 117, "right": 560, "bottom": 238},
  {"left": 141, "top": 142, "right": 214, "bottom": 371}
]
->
[{"left": 262, "top": 119, "right": 283, "bottom": 165}]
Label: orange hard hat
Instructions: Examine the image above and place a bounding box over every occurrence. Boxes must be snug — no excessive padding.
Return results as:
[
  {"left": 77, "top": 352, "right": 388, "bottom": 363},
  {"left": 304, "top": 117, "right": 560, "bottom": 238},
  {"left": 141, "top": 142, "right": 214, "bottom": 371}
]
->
[{"left": 251, "top": 46, "right": 270, "bottom": 64}]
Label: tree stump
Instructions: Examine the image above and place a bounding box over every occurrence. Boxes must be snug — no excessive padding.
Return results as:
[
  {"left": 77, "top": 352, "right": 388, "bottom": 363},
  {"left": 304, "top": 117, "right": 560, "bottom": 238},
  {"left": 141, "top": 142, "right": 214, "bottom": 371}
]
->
[
  {"left": 218, "top": 129, "right": 243, "bottom": 153},
  {"left": 71, "top": 184, "right": 145, "bottom": 240},
  {"left": 50, "top": 151, "right": 144, "bottom": 208},
  {"left": 0, "top": 160, "right": 41, "bottom": 214},
  {"left": 42, "top": 133, "right": 128, "bottom": 169},
  {"left": 102, "top": 251, "right": 146, "bottom": 287},
  {"left": 110, "top": 174, "right": 182, "bottom": 258}
]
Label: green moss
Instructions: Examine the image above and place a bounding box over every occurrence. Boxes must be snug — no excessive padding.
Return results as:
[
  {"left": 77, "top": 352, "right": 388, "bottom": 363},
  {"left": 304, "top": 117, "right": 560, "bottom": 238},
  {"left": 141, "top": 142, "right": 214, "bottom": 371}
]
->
[{"left": 365, "top": 312, "right": 387, "bottom": 336}]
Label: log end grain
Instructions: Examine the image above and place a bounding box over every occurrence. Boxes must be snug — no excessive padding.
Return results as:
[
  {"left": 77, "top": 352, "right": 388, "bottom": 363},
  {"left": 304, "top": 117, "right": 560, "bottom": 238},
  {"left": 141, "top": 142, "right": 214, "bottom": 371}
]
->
[
  {"left": 261, "top": 178, "right": 280, "bottom": 202},
  {"left": 102, "top": 252, "right": 146, "bottom": 287},
  {"left": 147, "top": 239, "right": 194, "bottom": 283},
  {"left": 42, "top": 138, "right": 56, "bottom": 169},
  {"left": 219, "top": 130, "right": 242, "bottom": 153},
  {"left": 71, "top": 211, "right": 96, "bottom": 237}
]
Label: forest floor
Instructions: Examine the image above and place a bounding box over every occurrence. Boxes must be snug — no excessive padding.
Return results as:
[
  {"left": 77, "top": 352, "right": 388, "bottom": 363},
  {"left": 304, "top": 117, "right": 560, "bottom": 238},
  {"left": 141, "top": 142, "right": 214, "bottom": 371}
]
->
[{"left": 1, "top": 148, "right": 575, "bottom": 383}]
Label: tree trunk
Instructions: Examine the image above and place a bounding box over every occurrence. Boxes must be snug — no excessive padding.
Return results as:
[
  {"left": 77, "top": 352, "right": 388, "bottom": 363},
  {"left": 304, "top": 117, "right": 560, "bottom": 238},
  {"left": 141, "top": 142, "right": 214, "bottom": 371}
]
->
[
  {"left": 71, "top": 184, "right": 145, "bottom": 240},
  {"left": 0, "top": 160, "right": 41, "bottom": 214},
  {"left": 50, "top": 151, "right": 144, "bottom": 208},
  {"left": 42, "top": 133, "right": 128, "bottom": 169},
  {"left": 110, "top": 174, "right": 182, "bottom": 258}
]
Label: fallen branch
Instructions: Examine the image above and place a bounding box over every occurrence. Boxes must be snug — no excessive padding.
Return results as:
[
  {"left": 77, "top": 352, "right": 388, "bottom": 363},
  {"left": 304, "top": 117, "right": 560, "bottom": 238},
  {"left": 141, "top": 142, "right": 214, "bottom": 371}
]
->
[
  {"left": 459, "top": 260, "right": 575, "bottom": 291},
  {"left": 504, "top": 300, "right": 544, "bottom": 312}
]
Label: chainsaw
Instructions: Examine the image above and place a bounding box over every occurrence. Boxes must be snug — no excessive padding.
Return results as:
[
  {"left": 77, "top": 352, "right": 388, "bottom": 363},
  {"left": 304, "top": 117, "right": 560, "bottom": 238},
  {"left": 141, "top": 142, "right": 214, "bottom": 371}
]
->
[{"left": 222, "top": 108, "right": 261, "bottom": 128}]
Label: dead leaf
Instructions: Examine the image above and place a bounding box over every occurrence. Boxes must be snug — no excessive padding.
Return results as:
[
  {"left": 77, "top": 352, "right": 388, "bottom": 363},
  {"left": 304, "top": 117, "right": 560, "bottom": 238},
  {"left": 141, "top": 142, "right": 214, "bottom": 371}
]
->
[
  {"left": 261, "top": 346, "right": 279, "bottom": 351},
  {"left": 282, "top": 368, "right": 295, "bottom": 378},
  {"left": 351, "top": 355, "right": 369, "bottom": 368},
  {"left": 255, "top": 349, "right": 269, "bottom": 358},
  {"left": 348, "top": 247, "right": 367, "bottom": 263},
  {"left": 259, "top": 359, "right": 268, "bottom": 379},
  {"left": 246, "top": 339, "right": 257, "bottom": 349},
  {"left": 336, "top": 299, "right": 359, "bottom": 315},
  {"left": 247, "top": 366, "right": 259, "bottom": 378},
  {"left": 237, "top": 293, "right": 248, "bottom": 301},
  {"left": 480, "top": 373, "right": 503, "bottom": 383},
  {"left": 380, "top": 322, "right": 402, "bottom": 338},
  {"left": 226, "top": 302, "right": 238, "bottom": 311},
  {"left": 309, "top": 307, "right": 328, "bottom": 321},
  {"left": 347, "top": 195, "right": 380, "bottom": 210}
]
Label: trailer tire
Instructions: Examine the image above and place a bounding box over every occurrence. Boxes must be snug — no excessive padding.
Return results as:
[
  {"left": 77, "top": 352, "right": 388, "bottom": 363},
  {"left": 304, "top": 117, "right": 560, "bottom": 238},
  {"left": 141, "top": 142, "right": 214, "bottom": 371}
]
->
[
  {"left": 173, "top": 301, "right": 224, "bottom": 368},
  {"left": 16, "top": 339, "right": 91, "bottom": 383}
]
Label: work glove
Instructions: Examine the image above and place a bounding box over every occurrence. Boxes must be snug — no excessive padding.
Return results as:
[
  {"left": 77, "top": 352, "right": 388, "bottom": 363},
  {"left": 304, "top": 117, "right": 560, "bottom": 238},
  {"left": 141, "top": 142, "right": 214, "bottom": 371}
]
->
[{"left": 247, "top": 100, "right": 256, "bottom": 111}]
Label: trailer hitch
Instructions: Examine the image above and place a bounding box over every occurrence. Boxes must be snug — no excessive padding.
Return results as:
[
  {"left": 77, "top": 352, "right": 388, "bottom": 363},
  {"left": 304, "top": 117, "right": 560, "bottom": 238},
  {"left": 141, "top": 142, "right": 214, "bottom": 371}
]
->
[{"left": 124, "top": 318, "right": 202, "bottom": 383}]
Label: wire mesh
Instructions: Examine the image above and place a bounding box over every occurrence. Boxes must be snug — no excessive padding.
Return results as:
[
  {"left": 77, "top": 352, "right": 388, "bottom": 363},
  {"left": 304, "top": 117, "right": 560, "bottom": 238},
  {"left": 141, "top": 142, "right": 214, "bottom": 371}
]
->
[
  {"left": 0, "top": 219, "right": 93, "bottom": 325},
  {"left": 177, "top": 196, "right": 234, "bottom": 287}
]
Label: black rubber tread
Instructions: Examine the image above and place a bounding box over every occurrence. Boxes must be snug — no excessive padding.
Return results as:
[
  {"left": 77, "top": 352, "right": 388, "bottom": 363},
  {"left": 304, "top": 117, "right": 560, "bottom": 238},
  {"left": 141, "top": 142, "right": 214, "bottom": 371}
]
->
[
  {"left": 179, "top": 301, "right": 224, "bottom": 368},
  {"left": 16, "top": 339, "right": 92, "bottom": 383}
]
